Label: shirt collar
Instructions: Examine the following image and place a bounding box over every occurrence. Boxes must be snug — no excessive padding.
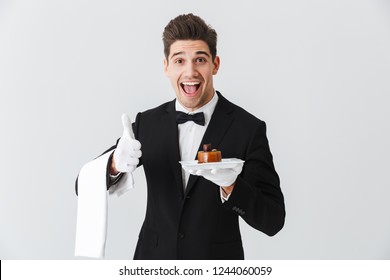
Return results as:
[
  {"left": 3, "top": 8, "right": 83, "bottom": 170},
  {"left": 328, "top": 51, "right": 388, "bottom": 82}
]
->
[{"left": 175, "top": 90, "right": 219, "bottom": 126}]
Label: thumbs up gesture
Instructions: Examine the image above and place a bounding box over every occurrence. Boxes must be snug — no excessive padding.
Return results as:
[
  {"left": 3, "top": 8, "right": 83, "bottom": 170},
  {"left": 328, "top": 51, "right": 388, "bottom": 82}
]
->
[{"left": 112, "top": 114, "right": 142, "bottom": 173}]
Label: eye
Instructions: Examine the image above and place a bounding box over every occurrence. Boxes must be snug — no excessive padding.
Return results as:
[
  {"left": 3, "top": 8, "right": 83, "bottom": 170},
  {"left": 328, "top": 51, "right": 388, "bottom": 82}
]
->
[
  {"left": 196, "top": 57, "right": 206, "bottom": 63},
  {"left": 175, "top": 59, "right": 184, "bottom": 64}
]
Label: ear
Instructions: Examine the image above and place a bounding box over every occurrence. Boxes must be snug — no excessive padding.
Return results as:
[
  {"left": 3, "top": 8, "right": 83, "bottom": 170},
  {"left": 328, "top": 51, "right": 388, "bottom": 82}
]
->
[
  {"left": 212, "top": 56, "right": 220, "bottom": 75},
  {"left": 164, "top": 58, "right": 169, "bottom": 76}
]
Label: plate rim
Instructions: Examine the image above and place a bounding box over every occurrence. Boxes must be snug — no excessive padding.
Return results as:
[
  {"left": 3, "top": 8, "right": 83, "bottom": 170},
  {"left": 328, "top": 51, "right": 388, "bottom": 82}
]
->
[{"left": 179, "top": 158, "right": 244, "bottom": 168}]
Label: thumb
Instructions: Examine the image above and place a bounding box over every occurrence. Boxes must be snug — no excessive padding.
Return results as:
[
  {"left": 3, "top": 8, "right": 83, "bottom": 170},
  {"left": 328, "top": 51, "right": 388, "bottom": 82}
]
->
[{"left": 121, "top": 113, "right": 134, "bottom": 139}]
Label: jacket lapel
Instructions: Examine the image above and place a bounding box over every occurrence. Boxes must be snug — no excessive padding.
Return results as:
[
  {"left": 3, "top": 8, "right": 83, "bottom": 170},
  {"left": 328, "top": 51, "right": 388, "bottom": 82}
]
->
[
  {"left": 164, "top": 100, "right": 185, "bottom": 198},
  {"left": 185, "top": 92, "right": 236, "bottom": 195}
]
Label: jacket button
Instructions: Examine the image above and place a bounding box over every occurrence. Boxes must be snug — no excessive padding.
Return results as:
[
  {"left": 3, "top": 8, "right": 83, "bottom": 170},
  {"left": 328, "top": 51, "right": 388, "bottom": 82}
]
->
[{"left": 179, "top": 232, "right": 185, "bottom": 239}]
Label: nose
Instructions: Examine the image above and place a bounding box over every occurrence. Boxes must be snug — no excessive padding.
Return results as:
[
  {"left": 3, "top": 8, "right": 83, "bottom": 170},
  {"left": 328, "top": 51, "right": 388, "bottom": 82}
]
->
[{"left": 183, "top": 61, "right": 199, "bottom": 78}]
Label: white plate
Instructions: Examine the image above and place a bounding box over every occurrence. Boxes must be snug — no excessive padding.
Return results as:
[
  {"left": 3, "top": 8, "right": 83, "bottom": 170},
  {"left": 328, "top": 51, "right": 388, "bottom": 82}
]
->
[{"left": 179, "top": 158, "right": 244, "bottom": 171}]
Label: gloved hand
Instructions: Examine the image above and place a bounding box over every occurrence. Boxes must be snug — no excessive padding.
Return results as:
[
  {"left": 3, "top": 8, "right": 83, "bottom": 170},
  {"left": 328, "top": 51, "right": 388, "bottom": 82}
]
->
[
  {"left": 113, "top": 114, "right": 142, "bottom": 173},
  {"left": 189, "top": 163, "right": 243, "bottom": 187}
]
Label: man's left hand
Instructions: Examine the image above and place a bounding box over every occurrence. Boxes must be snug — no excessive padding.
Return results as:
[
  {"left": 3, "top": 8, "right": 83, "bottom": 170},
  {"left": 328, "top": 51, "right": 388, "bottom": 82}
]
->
[{"left": 189, "top": 164, "right": 243, "bottom": 187}]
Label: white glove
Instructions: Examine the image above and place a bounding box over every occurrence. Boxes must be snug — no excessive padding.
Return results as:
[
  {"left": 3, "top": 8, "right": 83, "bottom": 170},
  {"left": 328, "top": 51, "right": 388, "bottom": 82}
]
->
[
  {"left": 113, "top": 114, "right": 142, "bottom": 173},
  {"left": 189, "top": 164, "right": 243, "bottom": 187}
]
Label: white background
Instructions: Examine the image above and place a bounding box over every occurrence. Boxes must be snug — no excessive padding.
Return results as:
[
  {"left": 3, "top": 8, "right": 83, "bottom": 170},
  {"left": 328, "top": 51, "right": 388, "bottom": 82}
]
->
[{"left": 0, "top": 0, "right": 389, "bottom": 259}]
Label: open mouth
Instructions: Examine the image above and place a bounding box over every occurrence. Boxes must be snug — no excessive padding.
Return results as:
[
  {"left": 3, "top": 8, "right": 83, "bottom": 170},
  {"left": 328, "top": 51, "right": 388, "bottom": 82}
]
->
[{"left": 180, "top": 81, "right": 201, "bottom": 96}]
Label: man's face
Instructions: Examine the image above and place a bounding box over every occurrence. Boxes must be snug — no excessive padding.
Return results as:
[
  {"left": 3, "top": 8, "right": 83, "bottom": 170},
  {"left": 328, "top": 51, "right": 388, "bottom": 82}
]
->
[{"left": 164, "top": 40, "right": 220, "bottom": 112}]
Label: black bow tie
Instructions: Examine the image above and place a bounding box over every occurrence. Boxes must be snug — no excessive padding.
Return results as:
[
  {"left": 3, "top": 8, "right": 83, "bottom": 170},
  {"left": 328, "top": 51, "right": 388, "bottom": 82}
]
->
[{"left": 176, "top": 111, "right": 205, "bottom": 126}]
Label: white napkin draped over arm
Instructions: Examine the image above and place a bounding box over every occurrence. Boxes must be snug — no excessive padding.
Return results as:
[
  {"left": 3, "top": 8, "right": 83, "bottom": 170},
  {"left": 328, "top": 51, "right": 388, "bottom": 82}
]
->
[{"left": 75, "top": 151, "right": 134, "bottom": 258}]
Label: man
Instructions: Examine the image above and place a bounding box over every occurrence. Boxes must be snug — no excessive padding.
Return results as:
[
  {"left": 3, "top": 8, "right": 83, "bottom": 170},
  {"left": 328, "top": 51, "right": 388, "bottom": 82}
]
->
[{"left": 75, "top": 13, "right": 285, "bottom": 260}]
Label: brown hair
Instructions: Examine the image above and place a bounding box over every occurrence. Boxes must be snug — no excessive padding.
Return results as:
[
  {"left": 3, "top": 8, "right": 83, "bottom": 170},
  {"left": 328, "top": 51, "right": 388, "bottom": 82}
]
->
[{"left": 162, "top": 13, "right": 217, "bottom": 60}]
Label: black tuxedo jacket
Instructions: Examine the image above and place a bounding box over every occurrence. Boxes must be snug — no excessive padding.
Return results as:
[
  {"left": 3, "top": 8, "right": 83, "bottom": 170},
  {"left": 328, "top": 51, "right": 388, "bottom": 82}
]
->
[{"left": 77, "top": 92, "right": 285, "bottom": 259}]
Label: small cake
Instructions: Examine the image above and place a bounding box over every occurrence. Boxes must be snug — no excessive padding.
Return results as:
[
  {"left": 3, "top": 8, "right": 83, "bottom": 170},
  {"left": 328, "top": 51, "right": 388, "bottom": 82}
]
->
[{"left": 197, "top": 144, "right": 222, "bottom": 163}]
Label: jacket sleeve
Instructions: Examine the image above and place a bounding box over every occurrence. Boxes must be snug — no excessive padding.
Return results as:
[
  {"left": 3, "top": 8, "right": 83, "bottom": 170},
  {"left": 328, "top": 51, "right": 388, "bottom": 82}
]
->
[
  {"left": 75, "top": 145, "right": 116, "bottom": 196},
  {"left": 222, "top": 121, "right": 285, "bottom": 236}
]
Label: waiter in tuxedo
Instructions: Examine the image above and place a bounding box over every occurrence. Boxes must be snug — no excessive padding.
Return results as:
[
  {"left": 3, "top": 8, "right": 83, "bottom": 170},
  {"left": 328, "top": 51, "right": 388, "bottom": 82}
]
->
[{"left": 75, "top": 13, "right": 285, "bottom": 260}]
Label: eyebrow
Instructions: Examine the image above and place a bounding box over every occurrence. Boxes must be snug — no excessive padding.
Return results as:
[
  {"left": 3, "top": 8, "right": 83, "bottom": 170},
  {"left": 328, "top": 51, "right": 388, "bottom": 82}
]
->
[
  {"left": 170, "top": 51, "right": 184, "bottom": 59},
  {"left": 170, "top": 51, "right": 211, "bottom": 60},
  {"left": 195, "top": 51, "right": 210, "bottom": 57}
]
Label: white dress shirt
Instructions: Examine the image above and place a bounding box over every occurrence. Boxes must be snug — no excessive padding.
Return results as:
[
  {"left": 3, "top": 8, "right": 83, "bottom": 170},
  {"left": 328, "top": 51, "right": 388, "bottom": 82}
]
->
[
  {"left": 175, "top": 92, "right": 231, "bottom": 202},
  {"left": 176, "top": 91, "right": 219, "bottom": 188}
]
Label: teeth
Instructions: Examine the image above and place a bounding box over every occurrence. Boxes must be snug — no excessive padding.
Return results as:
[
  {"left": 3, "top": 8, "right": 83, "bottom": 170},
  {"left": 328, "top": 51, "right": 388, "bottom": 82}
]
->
[{"left": 182, "top": 82, "right": 200, "bottom": 86}]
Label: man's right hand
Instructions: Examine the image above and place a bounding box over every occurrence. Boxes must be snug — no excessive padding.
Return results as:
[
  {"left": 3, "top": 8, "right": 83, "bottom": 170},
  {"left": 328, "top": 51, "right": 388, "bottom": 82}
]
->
[{"left": 111, "top": 114, "right": 142, "bottom": 175}]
